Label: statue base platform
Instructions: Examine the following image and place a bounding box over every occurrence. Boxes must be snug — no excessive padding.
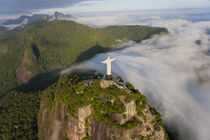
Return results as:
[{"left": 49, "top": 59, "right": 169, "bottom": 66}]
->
[{"left": 106, "top": 75, "right": 112, "bottom": 80}]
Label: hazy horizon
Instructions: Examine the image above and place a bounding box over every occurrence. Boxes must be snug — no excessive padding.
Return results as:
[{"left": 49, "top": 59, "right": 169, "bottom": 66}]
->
[
  {"left": 0, "top": 0, "right": 210, "bottom": 22},
  {"left": 1, "top": 8, "right": 210, "bottom": 25}
]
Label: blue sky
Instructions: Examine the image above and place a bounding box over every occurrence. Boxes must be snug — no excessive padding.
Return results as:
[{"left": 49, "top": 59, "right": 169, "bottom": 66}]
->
[{"left": 0, "top": 0, "right": 210, "bottom": 19}]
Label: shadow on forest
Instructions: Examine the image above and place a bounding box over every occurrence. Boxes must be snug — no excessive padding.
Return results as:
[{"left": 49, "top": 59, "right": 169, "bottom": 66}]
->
[
  {"left": 75, "top": 42, "right": 135, "bottom": 63},
  {"left": 5, "top": 44, "right": 110, "bottom": 94},
  {"left": 16, "top": 70, "right": 60, "bottom": 93},
  {"left": 5, "top": 42, "right": 134, "bottom": 94},
  {"left": 31, "top": 43, "right": 40, "bottom": 60},
  {"left": 9, "top": 43, "right": 133, "bottom": 93},
  {"left": 76, "top": 44, "right": 111, "bottom": 63},
  {"left": 15, "top": 44, "right": 108, "bottom": 93}
]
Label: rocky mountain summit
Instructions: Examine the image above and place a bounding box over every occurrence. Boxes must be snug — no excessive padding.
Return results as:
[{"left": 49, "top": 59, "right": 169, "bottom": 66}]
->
[
  {"left": 51, "top": 11, "right": 73, "bottom": 20},
  {"left": 2, "top": 11, "right": 74, "bottom": 25},
  {"left": 38, "top": 72, "right": 169, "bottom": 140}
]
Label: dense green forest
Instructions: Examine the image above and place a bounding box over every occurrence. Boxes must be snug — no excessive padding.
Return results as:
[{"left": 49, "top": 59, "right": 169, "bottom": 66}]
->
[
  {"left": 0, "top": 91, "right": 40, "bottom": 139},
  {"left": 0, "top": 20, "right": 168, "bottom": 96}
]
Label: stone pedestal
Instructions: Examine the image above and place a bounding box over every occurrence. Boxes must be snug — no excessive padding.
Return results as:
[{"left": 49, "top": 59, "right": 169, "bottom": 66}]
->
[{"left": 106, "top": 75, "right": 112, "bottom": 80}]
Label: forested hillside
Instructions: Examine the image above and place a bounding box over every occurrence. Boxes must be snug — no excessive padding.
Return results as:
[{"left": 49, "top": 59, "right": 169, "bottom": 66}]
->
[
  {"left": 0, "top": 20, "right": 168, "bottom": 96},
  {"left": 0, "top": 72, "right": 169, "bottom": 139}
]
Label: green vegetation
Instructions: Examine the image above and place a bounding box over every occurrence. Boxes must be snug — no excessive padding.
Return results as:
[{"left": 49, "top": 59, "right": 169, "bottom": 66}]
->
[
  {"left": 0, "top": 26, "right": 7, "bottom": 37},
  {"left": 0, "top": 26, "right": 20, "bottom": 41},
  {"left": 0, "top": 26, "right": 7, "bottom": 40},
  {"left": 150, "top": 107, "right": 163, "bottom": 131},
  {"left": 125, "top": 82, "right": 135, "bottom": 91},
  {"left": 123, "top": 114, "right": 127, "bottom": 119},
  {"left": 40, "top": 73, "right": 164, "bottom": 132},
  {"left": 125, "top": 82, "right": 140, "bottom": 93},
  {"left": 41, "top": 73, "right": 129, "bottom": 119},
  {"left": 82, "top": 134, "right": 91, "bottom": 140},
  {"left": 0, "top": 91, "right": 40, "bottom": 139},
  {"left": 112, "top": 118, "right": 142, "bottom": 130},
  {"left": 0, "top": 20, "right": 168, "bottom": 96},
  {"left": 0, "top": 26, "right": 6, "bottom": 31},
  {"left": 0, "top": 72, "right": 167, "bottom": 139}
]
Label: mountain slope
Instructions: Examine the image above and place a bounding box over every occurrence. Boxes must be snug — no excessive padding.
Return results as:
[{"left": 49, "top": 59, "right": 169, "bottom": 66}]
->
[
  {"left": 38, "top": 73, "right": 169, "bottom": 140},
  {"left": 2, "top": 15, "right": 49, "bottom": 25},
  {"left": 0, "top": 72, "right": 169, "bottom": 139},
  {"left": 39, "top": 73, "right": 169, "bottom": 140},
  {"left": 0, "top": 20, "right": 168, "bottom": 95},
  {"left": 0, "top": 26, "right": 6, "bottom": 32},
  {"left": 0, "top": 26, "right": 7, "bottom": 39}
]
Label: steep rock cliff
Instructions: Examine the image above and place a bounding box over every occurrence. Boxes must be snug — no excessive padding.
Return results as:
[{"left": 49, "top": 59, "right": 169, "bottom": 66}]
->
[{"left": 38, "top": 73, "right": 169, "bottom": 140}]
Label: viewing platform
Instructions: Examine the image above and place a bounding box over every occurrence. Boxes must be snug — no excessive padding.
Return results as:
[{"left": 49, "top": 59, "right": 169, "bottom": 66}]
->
[{"left": 100, "top": 75, "right": 131, "bottom": 92}]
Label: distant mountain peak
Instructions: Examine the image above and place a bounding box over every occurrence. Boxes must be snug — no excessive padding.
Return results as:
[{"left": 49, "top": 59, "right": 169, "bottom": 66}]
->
[
  {"left": 52, "top": 11, "right": 73, "bottom": 20},
  {"left": 2, "top": 12, "right": 74, "bottom": 25}
]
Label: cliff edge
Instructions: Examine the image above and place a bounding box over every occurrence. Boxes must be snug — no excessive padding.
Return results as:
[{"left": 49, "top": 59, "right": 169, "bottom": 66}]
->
[{"left": 38, "top": 73, "right": 169, "bottom": 140}]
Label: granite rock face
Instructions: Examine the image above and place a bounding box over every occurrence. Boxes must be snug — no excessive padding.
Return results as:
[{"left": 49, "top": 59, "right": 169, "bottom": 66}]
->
[
  {"left": 38, "top": 75, "right": 169, "bottom": 140},
  {"left": 38, "top": 100, "right": 167, "bottom": 140}
]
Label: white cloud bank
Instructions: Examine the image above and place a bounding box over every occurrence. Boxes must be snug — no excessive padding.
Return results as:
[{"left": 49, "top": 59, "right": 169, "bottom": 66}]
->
[{"left": 63, "top": 13, "right": 210, "bottom": 140}]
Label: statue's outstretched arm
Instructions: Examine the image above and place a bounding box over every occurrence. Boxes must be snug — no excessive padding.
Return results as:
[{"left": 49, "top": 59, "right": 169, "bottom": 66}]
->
[
  {"left": 111, "top": 58, "right": 116, "bottom": 62},
  {"left": 101, "top": 60, "right": 107, "bottom": 64}
]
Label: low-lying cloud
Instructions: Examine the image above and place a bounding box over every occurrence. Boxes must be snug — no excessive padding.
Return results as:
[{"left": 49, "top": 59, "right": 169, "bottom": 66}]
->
[{"left": 66, "top": 14, "right": 210, "bottom": 140}]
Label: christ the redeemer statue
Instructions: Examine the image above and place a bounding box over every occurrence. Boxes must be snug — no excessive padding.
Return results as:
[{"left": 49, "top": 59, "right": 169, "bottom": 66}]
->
[{"left": 102, "top": 57, "right": 116, "bottom": 80}]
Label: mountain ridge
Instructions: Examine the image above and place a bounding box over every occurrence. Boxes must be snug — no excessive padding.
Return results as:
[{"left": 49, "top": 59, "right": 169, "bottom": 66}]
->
[
  {"left": 2, "top": 11, "right": 74, "bottom": 25},
  {"left": 0, "top": 20, "right": 168, "bottom": 96}
]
